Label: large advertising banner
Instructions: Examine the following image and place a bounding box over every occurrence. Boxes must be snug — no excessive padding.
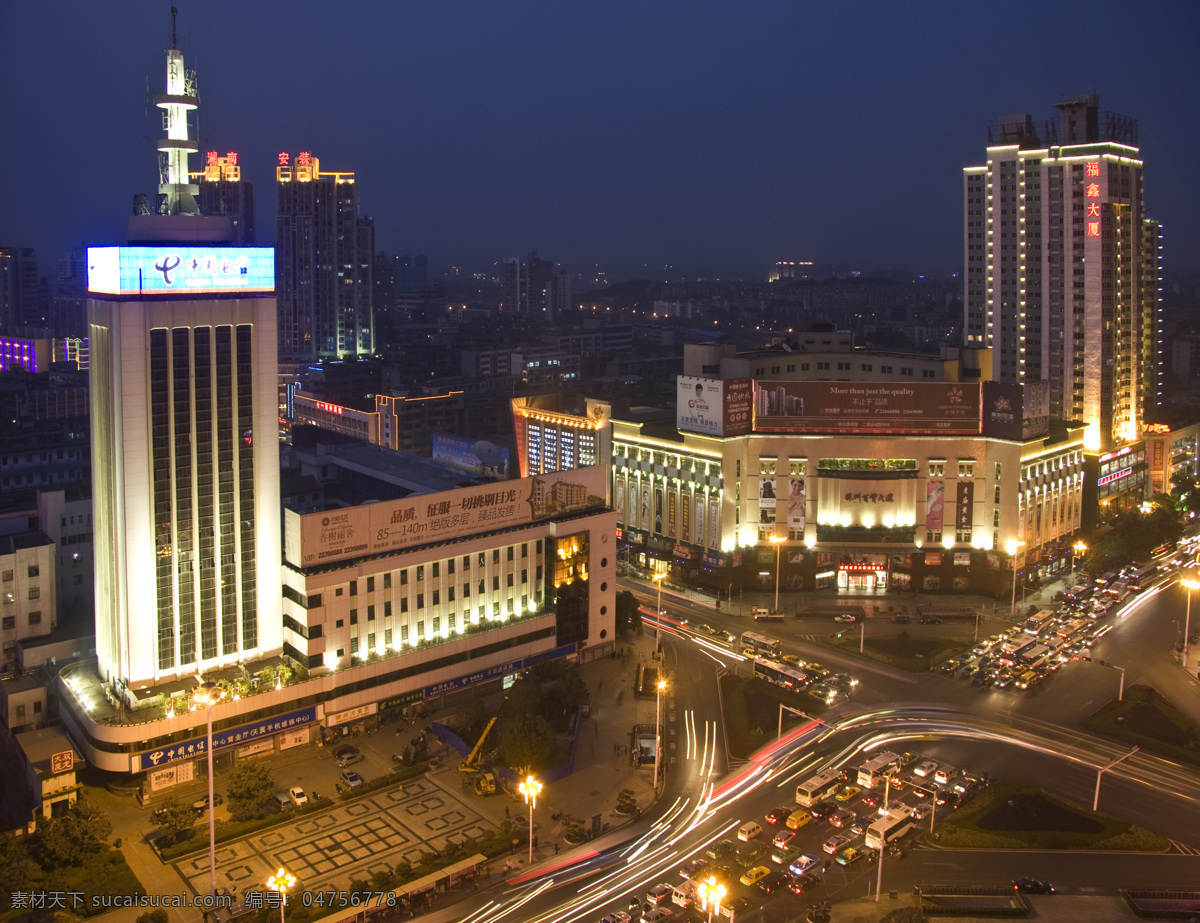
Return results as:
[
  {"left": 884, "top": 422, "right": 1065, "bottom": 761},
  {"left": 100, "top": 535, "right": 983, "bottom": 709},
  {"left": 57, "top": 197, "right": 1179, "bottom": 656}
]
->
[
  {"left": 759, "top": 478, "right": 776, "bottom": 524},
  {"left": 614, "top": 474, "right": 626, "bottom": 521},
  {"left": 787, "top": 479, "right": 806, "bottom": 531},
  {"left": 87, "top": 246, "right": 276, "bottom": 296},
  {"left": 753, "top": 381, "right": 982, "bottom": 434},
  {"left": 926, "top": 481, "right": 945, "bottom": 532},
  {"left": 677, "top": 376, "right": 753, "bottom": 437},
  {"left": 286, "top": 466, "right": 607, "bottom": 567},
  {"left": 709, "top": 498, "right": 720, "bottom": 548},
  {"left": 667, "top": 490, "right": 677, "bottom": 539},
  {"left": 641, "top": 485, "right": 650, "bottom": 532},
  {"left": 681, "top": 491, "right": 691, "bottom": 542},
  {"left": 955, "top": 481, "right": 974, "bottom": 535},
  {"left": 654, "top": 487, "right": 664, "bottom": 534},
  {"left": 695, "top": 499, "right": 705, "bottom": 549}
]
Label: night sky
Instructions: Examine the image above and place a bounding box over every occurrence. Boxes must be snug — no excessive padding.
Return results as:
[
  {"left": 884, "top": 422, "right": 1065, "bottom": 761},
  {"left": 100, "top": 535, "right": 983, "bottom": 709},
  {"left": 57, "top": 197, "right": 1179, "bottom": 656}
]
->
[{"left": 2, "top": 0, "right": 1198, "bottom": 280}]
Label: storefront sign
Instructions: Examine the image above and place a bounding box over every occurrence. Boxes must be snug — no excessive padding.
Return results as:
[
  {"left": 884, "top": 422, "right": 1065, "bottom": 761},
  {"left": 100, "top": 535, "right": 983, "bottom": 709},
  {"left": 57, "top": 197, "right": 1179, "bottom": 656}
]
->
[
  {"left": 1097, "top": 467, "right": 1132, "bottom": 487},
  {"left": 422, "top": 644, "right": 577, "bottom": 698},
  {"left": 378, "top": 689, "right": 425, "bottom": 713},
  {"left": 147, "top": 760, "right": 195, "bottom": 791},
  {"left": 237, "top": 739, "right": 276, "bottom": 759},
  {"left": 325, "top": 703, "right": 377, "bottom": 728},
  {"left": 138, "top": 706, "right": 318, "bottom": 769},
  {"left": 278, "top": 728, "right": 311, "bottom": 751}
]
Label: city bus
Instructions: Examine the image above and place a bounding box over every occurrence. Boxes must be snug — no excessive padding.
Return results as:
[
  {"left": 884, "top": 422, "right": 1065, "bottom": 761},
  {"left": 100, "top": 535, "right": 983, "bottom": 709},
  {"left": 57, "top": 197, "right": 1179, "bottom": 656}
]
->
[
  {"left": 1023, "top": 609, "right": 1055, "bottom": 636},
  {"left": 998, "top": 639, "right": 1036, "bottom": 667},
  {"left": 1019, "top": 644, "right": 1052, "bottom": 669},
  {"left": 864, "top": 807, "right": 914, "bottom": 851},
  {"left": 740, "top": 631, "right": 782, "bottom": 658},
  {"left": 795, "top": 767, "right": 842, "bottom": 806},
  {"left": 753, "top": 658, "right": 809, "bottom": 693},
  {"left": 1126, "top": 564, "right": 1158, "bottom": 589},
  {"left": 856, "top": 751, "right": 902, "bottom": 789}
]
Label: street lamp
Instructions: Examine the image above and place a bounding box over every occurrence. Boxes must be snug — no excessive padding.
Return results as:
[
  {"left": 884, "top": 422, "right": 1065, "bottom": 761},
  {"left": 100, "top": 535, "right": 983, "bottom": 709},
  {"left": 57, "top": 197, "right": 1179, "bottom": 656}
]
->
[
  {"left": 1072, "top": 541, "right": 1087, "bottom": 582},
  {"left": 266, "top": 866, "right": 296, "bottom": 923},
  {"left": 652, "top": 571, "right": 667, "bottom": 656},
  {"left": 697, "top": 876, "right": 725, "bottom": 923},
  {"left": 655, "top": 678, "right": 668, "bottom": 792},
  {"left": 769, "top": 534, "right": 786, "bottom": 613},
  {"left": 518, "top": 774, "right": 542, "bottom": 865},
  {"left": 1182, "top": 577, "right": 1199, "bottom": 669},
  {"left": 192, "top": 680, "right": 226, "bottom": 896},
  {"left": 1093, "top": 747, "right": 1138, "bottom": 811},
  {"left": 1006, "top": 540, "right": 1025, "bottom": 619}
]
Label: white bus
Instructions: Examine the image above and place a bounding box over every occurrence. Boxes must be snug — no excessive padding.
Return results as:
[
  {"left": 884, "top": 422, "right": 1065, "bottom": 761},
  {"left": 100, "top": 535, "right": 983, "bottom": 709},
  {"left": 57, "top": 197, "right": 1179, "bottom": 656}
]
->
[
  {"left": 740, "top": 631, "right": 782, "bottom": 658},
  {"left": 1024, "top": 609, "right": 1056, "bottom": 636},
  {"left": 754, "top": 658, "right": 809, "bottom": 693},
  {"left": 864, "top": 807, "right": 914, "bottom": 851},
  {"left": 856, "top": 751, "right": 902, "bottom": 789},
  {"left": 795, "top": 767, "right": 842, "bottom": 806},
  {"left": 1019, "top": 644, "right": 1051, "bottom": 667}
]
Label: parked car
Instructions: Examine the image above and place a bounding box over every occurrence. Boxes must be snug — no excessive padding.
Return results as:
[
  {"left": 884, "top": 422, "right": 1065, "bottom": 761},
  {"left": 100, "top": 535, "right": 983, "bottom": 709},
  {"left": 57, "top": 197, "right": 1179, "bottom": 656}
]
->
[
  {"left": 192, "top": 793, "right": 223, "bottom": 814},
  {"left": 340, "top": 769, "right": 365, "bottom": 789},
  {"left": 288, "top": 787, "right": 308, "bottom": 806},
  {"left": 336, "top": 751, "right": 365, "bottom": 767}
]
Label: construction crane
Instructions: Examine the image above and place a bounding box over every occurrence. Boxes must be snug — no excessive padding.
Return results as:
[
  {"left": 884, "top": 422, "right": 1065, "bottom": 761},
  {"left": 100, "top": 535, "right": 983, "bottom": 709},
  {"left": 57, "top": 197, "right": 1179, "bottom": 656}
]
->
[{"left": 458, "top": 715, "right": 499, "bottom": 773}]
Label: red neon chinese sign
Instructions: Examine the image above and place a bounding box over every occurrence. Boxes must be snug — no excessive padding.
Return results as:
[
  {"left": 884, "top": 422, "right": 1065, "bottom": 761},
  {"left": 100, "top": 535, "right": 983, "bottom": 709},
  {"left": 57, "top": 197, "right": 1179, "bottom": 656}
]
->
[
  {"left": 1085, "top": 161, "right": 1100, "bottom": 177},
  {"left": 226, "top": 151, "right": 238, "bottom": 166},
  {"left": 1085, "top": 165, "right": 1101, "bottom": 237},
  {"left": 278, "top": 152, "right": 290, "bottom": 166},
  {"left": 297, "top": 151, "right": 311, "bottom": 166},
  {"left": 207, "top": 150, "right": 219, "bottom": 166},
  {"left": 315, "top": 401, "right": 344, "bottom": 415}
]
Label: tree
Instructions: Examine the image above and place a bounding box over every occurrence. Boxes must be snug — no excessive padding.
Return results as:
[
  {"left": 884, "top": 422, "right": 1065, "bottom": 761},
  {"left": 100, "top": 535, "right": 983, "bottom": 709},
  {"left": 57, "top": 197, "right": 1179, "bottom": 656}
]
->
[
  {"left": 151, "top": 794, "right": 195, "bottom": 833},
  {"left": 137, "top": 911, "right": 169, "bottom": 923},
  {"left": 226, "top": 760, "right": 276, "bottom": 821},
  {"left": 455, "top": 694, "right": 486, "bottom": 739},
  {"left": 497, "top": 712, "right": 556, "bottom": 772},
  {"left": 615, "top": 590, "right": 642, "bottom": 635},
  {"left": 0, "top": 833, "right": 37, "bottom": 900},
  {"left": 37, "top": 796, "right": 113, "bottom": 869}
]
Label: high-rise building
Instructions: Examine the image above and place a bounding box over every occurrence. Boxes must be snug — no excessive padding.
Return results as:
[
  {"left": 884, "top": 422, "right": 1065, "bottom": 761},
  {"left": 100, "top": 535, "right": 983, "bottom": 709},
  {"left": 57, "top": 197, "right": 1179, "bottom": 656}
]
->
[
  {"left": 275, "top": 152, "right": 375, "bottom": 361},
  {"left": 0, "top": 247, "right": 40, "bottom": 332},
  {"left": 502, "top": 252, "right": 564, "bottom": 319},
  {"left": 88, "top": 246, "right": 282, "bottom": 690},
  {"left": 963, "top": 94, "right": 1158, "bottom": 454},
  {"left": 194, "top": 150, "right": 256, "bottom": 244}
]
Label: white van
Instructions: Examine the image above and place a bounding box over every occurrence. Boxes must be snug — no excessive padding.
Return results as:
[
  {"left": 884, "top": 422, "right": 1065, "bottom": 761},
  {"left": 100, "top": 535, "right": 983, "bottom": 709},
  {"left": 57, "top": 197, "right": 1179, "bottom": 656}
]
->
[
  {"left": 646, "top": 883, "right": 674, "bottom": 906},
  {"left": 737, "top": 821, "right": 762, "bottom": 841}
]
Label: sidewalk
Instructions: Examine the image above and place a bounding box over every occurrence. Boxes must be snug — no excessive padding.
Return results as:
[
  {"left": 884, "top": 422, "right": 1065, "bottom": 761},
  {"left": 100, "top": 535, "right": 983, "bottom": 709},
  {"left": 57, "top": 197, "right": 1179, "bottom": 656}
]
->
[{"left": 832, "top": 894, "right": 1141, "bottom": 923}]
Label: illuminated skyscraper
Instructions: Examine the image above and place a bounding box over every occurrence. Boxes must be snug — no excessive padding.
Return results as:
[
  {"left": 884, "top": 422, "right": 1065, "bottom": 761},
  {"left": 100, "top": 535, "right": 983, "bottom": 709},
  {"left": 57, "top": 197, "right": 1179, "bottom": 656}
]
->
[
  {"left": 275, "top": 153, "right": 375, "bottom": 361},
  {"left": 89, "top": 30, "right": 281, "bottom": 692},
  {"left": 963, "top": 94, "right": 1161, "bottom": 454},
  {"left": 194, "top": 150, "right": 256, "bottom": 245}
]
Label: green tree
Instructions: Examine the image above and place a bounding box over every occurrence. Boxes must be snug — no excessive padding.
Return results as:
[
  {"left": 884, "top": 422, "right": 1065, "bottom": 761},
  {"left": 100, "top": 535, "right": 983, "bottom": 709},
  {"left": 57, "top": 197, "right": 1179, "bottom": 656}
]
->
[
  {"left": 0, "top": 833, "right": 37, "bottom": 902},
  {"left": 615, "top": 590, "right": 642, "bottom": 634},
  {"left": 152, "top": 794, "right": 195, "bottom": 833},
  {"left": 37, "top": 796, "right": 113, "bottom": 869},
  {"left": 497, "top": 712, "right": 556, "bottom": 772},
  {"left": 226, "top": 760, "right": 276, "bottom": 821},
  {"left": 455, "top": 694, "right": 486, "bottom": 739},
  {"left": 137, "top": 910, "right": 169, "bottom": 923}
]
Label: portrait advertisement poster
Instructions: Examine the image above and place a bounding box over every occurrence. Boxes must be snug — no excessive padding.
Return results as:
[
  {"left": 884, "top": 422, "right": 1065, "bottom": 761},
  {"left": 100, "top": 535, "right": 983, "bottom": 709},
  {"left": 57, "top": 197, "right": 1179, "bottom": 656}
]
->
[
  {"left": 677, "top": 376, "right": 754, "bottom": 437},
  {"left": 667, "top": 490, "right": 677, "bottom": 538},
  {"left": 641, "top": 485, "right": 650, "bottom": 532},
  {"left": 695, "top": 499, "right": 705, "bottom": 549},
  {"left": 709, "top": 498, "right": 720, "bottom": 548},
  {"left": 614, "top": 474, "right": 625, "bottom": 520},
  {"left": 926, "top": 480, "right": 945, "bottom": 532},
  {"left": 787, "top": 478, "right": 806, "bottom": 530},
  {"left": 956, "top": 481, "right": 974, "bottom": 534},
  {"left": 654, "top": 487, "right": 664, "bottom": 534},
  {"left": 759, "top": 478, "right": 776, "bottom": 508},
  {"left": 681, "top": 491, "right": 691, "bottom": 542}
]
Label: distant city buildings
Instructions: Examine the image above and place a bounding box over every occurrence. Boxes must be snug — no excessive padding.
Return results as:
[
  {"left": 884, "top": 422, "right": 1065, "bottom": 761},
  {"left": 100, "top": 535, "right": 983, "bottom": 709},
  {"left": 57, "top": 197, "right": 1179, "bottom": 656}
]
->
[
  {"left": 503, "top": 252, "right": 572, "bottom": 320},
  {"left": 275, "top": 153, "right": 375, "bottom": 361}
]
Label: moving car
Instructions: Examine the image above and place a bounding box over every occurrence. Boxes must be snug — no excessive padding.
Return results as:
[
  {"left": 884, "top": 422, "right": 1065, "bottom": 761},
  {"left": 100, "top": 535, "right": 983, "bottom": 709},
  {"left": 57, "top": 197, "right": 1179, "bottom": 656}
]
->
[
  {"left": 1013, "top": 878, "right": 1056, "bottom": 894},
  {"left": 288, "top": 787, "right": 308, "bottom": 806},
  {"left": 787, "top": 854, "right": 820, "bottom": 876},
  {"left": 599, "top": 914, "right": 632, "bottom": 923},
  {"left": 642, "top": 910, "right": 675, "bottom": 923},
  {"left": 836, "top": 785, "right": 861, "bottom": 802},
  {"left": 913, "top": 760, "right": 938, "bottom": 777},
  {"left": 827, "top": 809, "right": 854, "bottom": 829},
  {"left": 739, "top": 866, "right": 770, "bottom": 886},
  {"left": 821, "top": 835, "right": 850, "bottom": 855},
  {"left": 771, "top": 845, "right": 801, "bottom": 867},
  {"left": 786, "top": 809, "right": 812, "bottom": 830},
  {"left": 764, "top": 805, "right": 792, "bottom": 825},
  {"left": 834, "top": 613, "right": 857, "bottom": 623},
  {"left": 809, "top": 802, "right": 837, "bottom": 820},
  {"left": 788, "top": 873, "right": 822, "bottom": 895},
  {"left": 771, "top": 830, "right": 796, "bottom": 849},
  {"left": 836, "top": 847, "right": 863, "bottom": 866},
  {"left": 680, "top": 858, "right": 709, "bottom": 879},
  {"left": 755, "top": 871, "right": 790, "bottom": 893}
]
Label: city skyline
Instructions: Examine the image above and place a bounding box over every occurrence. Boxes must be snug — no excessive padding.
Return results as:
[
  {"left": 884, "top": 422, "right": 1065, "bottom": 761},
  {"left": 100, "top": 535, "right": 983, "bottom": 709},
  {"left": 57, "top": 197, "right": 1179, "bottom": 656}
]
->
[{"left": 1, "top": 1, "right": 1198, "bottom": 280}]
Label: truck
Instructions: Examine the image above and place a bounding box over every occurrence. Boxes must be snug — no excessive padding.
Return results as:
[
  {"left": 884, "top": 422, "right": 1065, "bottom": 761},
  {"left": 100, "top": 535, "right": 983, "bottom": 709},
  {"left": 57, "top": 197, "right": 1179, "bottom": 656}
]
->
[{"left": 473, "top": 771, "right": 498, "bottom": 796}]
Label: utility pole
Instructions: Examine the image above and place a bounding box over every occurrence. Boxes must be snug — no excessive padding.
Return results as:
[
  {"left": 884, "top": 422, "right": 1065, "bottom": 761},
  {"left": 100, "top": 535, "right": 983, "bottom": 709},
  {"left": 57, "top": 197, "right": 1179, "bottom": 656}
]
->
[{"left": 1094, "top": 747, "right": 1138, "bottom": 811}]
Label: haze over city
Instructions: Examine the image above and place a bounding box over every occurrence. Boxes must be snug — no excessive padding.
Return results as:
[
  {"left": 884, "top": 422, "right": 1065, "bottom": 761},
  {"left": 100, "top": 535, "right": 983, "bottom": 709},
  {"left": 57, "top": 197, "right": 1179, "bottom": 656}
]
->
[{"left": 2, "top": 0, "right": 1199, "bottom": 279}]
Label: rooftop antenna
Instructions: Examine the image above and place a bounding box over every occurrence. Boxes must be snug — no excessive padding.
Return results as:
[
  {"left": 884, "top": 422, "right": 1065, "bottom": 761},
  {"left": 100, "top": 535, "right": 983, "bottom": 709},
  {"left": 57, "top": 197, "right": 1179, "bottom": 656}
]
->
[
  {"left": 171, "top": 5, "right": 178, "bottom": 49},
  {"left": 155, "top": 6, "right": 199, "bottom": 215}
]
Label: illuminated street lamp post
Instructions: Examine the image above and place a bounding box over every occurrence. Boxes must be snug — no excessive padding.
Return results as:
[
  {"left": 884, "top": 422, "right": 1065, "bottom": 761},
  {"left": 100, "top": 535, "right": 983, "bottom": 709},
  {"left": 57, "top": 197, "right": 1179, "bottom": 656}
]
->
[
  {"left": 652, "top": 571, "right": 666, "bottom": 656},
  {"left": 655, "top": 678, "right": 668, "bottom": 792},
  {"left": 769, "top": 534, "right": 786, "bottom": 613},
  {"left": 1006, "top": 540, "right": 1025, "bottom": 620},
  {"left": 518, "top": 775, "right": 542, "bottom": 865},
  {"left": 266, "top": 866, "right": 296, "bottom": 923},
  {"left": 192, "top": 681, "right": 226, "bottom": 896},
  {"left": 1182, "top": 577, "right": 1200, "bottom": 669},
  {"left": 1072, "top": 540, "right": 1088, "bottom": 583},
  {"left": 697, "top": 876, "right": 725, "bottom": 923}
]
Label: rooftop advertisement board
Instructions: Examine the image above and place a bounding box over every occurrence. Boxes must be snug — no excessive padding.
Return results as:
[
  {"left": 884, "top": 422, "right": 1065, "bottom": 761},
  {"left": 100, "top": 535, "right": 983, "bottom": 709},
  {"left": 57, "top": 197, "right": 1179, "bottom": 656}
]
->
[
  {"left": 753, "top": 380, "right": 982, "bottom": 435},
  {"left": 676, "top": 376, "right": 753, "bottom": 437},
  {"left": 87, "top": 246, "right": 275, "bottom": 296},
  {"left": 286, "top": 465, "right": 607, "bottom": 568}
]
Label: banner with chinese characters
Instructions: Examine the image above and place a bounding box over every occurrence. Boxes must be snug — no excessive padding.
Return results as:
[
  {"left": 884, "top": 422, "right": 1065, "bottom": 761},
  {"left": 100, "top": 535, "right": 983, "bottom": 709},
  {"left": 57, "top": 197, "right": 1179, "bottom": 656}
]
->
[
  {"left": 681, "top": 491, "right": 691, "bottom": 542},
  {"left": 695, "top": 498, "right": 705, "bottom": 549},
  {"left": 926, "top": 481, "right": 945, "bottom": 532},
  {"left": 667, "top": 490, "right": 677, "bottom": 539},
  {"left": 956, "top": 481, "right": 974, "bottom": 535},
  {"left": 654, "top": 486, "right": 664, "bottom": 534},
  {"left": 138, "top": 706, "right": 318, "bottom": 770},
  {"left": 709, "top": 499, "right": 720, "bottom": 548}
]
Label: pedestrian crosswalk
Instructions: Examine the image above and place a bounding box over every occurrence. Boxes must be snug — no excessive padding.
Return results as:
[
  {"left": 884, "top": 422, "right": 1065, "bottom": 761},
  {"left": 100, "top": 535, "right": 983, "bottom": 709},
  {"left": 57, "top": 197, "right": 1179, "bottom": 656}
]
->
[{"left": 1170, "top": 838, "right": 1200, "bottom": 855}]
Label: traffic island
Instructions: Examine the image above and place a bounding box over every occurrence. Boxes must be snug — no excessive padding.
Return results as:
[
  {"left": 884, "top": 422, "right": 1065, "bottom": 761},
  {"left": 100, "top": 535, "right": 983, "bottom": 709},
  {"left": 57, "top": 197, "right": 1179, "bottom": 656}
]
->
[
  {"left": 932, "top": 780, "right": 1169, "bottom": 850},
  {"left": 1083, "top": 683, "right": 1200, "bottom": 768},
  {"left": 718, "top": 673, "right": 824, "bottom": 758},
  {"left": 823, "top": 629, "right": 960, "bottom": 672}
]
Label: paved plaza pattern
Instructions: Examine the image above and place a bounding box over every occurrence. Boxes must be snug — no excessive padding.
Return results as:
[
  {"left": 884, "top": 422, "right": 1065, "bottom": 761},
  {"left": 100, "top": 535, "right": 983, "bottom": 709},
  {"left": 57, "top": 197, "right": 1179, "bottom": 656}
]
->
[{"left": 175, "top": 778, "right": 498, "bottom": 896}]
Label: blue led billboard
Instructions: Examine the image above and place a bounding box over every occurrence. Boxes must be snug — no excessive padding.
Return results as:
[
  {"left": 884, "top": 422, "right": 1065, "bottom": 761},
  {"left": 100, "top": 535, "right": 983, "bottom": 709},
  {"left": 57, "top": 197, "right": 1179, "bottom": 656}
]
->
[{"left": 87, "top": 246, "right": 275, "bottom": 296}]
